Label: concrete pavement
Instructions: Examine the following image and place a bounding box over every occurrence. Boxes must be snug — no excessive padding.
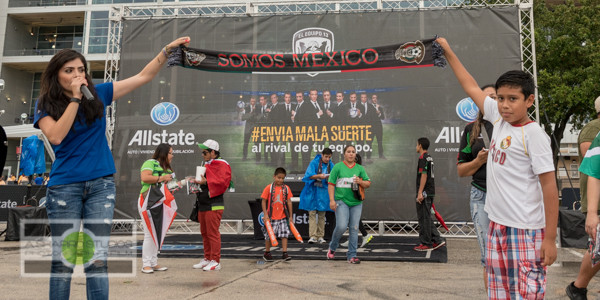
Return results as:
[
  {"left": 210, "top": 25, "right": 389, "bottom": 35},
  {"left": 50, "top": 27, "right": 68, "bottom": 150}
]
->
[{"left": 0, "top": 232, "right": 596, "bottom": 299}]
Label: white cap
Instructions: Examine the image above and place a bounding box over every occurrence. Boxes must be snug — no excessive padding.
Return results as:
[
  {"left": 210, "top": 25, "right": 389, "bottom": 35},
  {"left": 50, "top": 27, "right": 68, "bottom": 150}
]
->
[
  {"left": 595, "top": 96, "right": 600, "bottom": 113},
  {"left": 197, "top": 139, "right": 219, "bottom": 151}
]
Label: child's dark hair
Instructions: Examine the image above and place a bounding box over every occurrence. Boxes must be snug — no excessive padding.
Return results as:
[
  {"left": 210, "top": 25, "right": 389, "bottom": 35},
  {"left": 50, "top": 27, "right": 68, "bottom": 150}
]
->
[
  {"left": 418, "top": 137, "right": 430, "bottom": 150},
  {"left": 495, "top": 70, "right": 535, "bottom": 100},
  {"left": 481, "top": 84, "right": 495, "bottom": 91},
  {"left": 322, "top": 148, "right": 333, "bottom": 155},
  {"left": 274, "top": 167, "right": 287, "bottom": 176}
]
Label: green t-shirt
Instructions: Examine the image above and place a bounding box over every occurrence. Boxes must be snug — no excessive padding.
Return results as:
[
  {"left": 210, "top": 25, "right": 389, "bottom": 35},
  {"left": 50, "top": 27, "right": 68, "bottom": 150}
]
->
[
  {"left": 139, "top": 159, "right": 173, "bottom": 194},
  {"left": 578, "top": 119, "right": 600, "bottom": 212},
  {"left": 580, "top": 132, "right": 600, "bottom": 180},
  {"left": 328, "top": 161, "right": 370, "bottom": 207}
]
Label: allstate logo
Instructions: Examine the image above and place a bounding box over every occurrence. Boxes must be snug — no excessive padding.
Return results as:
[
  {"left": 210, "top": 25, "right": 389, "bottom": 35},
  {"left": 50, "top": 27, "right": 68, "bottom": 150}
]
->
[
  {"left": 456, "top": 97, "right": 479, "bottom": 122},
  {"left": 151, "top": 102, "right": 179, "bottom": 126}
]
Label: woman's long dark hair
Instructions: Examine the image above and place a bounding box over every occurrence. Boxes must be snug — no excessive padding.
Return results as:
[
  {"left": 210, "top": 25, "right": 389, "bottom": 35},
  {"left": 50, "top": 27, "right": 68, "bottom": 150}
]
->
[
  {"left": 152, "top": 143, "right": 173, "bottom": 172},
  {"left": 469, "top": 84, "right": 495, "bottom": 147},
  {"left": 38, "top": 49, "right": 104, "bottom": 127}
]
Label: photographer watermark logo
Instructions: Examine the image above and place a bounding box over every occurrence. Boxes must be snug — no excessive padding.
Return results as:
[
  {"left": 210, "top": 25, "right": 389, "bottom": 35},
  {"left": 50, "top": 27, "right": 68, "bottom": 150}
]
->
[
  {"left": 61, "top": 231, "right": 95, "bottom": 266},
  {"left": 20, "top": 219, "right": 136, "bottom": 278},
  {"left": 151, "top": 102, "right": 180, "bottom": 126},
  {"left": 456, "top": 97, "right": 479, "bottom": 122}
]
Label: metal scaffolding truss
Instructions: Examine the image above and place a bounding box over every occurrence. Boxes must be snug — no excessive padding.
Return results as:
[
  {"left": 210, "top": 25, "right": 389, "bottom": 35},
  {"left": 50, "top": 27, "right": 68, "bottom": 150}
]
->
[
  {"left": 104, "top": 0, "right": 537, "bottom": 237},
  {"left": 112, "top": 219, "right": 476, "bottom": 237},
  {"left": 104, "top": 6, "right": 123, "bottom": 149},
  {"left": 116, "top": 0, "right": 522, "bottom": 19}
]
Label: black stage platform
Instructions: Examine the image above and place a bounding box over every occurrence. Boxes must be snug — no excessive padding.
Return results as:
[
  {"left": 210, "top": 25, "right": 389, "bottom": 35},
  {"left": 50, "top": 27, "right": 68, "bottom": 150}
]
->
[{"left": 143, "top": 234, "right": 447, "bottom": 263}]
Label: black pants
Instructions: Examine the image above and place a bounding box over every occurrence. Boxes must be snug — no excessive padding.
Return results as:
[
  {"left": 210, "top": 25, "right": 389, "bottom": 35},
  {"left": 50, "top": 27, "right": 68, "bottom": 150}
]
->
[{"left": 416, "top": 197, "right": 443, "bottom": 246}]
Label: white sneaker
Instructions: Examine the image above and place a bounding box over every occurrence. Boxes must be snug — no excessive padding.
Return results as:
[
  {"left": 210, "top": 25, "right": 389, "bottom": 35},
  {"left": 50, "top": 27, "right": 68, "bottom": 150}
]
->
[
  {"left": 317, "top": 238, "right": 326, "bottom": 244},
  {"left": 340, "top": 240, "right": 349, "bottom": 247},
  {"left": 193, "top": 258, "right": 210, "bottom": 269},
  {"left": 203, "top": 260, "right": 221, "bottom": 271},
  {"left": 360, "top": 234, "right": 374, "bottom": 248},
  {"left": 308, "top": 237, "right": 318, "bottom": 244}
]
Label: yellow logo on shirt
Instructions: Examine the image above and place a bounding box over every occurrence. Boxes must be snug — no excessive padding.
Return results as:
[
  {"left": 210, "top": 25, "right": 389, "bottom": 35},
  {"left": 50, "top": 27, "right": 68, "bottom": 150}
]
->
[{"left": 500, "top": 136, "right": 512, "bottom": 149}]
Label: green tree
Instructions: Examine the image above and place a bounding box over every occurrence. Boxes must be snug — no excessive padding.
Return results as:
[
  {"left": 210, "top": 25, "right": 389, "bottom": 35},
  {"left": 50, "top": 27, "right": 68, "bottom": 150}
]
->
[{"left": 534, "top": 0, "right": 600, "bottom": 163}]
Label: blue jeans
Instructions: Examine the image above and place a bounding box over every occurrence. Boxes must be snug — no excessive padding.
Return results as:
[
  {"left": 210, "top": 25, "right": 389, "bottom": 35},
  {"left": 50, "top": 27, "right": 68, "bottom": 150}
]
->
[
  {"left": 46, "top": 176, "right": 115, "bottom": 300},
  {"left": 469, "top": 186, "right": 490, "bottom": 266},
  {"left": 329, "top": 200, "right": 363, "bottom": 259}
]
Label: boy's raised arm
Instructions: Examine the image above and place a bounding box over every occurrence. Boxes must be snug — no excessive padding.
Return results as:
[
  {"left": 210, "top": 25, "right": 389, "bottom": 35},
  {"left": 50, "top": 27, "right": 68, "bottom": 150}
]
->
[{"left": 436, "top": 37, "right": 487, "bottom": 114}]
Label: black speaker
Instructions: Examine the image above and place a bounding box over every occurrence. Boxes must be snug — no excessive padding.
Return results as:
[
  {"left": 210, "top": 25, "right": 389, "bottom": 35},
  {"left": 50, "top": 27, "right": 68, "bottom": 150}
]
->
[
  {"left": 5, "top": 206, "right": 50, "bottom": 241},
  {"left": 284, "top": 173, "right": 305, "bottom": 195}
]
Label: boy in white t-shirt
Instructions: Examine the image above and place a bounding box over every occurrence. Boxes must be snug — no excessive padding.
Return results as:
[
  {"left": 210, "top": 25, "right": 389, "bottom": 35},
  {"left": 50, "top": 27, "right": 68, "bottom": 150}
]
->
[{"left": 436, "top": 37, "right": 558, "bottom": 299}]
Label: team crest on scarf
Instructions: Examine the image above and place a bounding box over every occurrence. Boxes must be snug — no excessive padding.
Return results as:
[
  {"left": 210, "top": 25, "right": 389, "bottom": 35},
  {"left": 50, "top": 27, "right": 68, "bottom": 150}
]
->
[
  {"left": 500, "top": 136, "right": 512, "bottom": 149},
  {"left": 185, "top": 51, "right": 206, "bottom": 67},
  {"left": 292, "top": 27, "right": 334, "bottom": 77},
  {"left": 395, "top": 40, "right": 425, "bottom": 64}
]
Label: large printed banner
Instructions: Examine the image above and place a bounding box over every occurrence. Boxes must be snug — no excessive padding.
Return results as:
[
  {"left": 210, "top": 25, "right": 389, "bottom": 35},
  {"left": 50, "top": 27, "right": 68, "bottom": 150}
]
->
[
  {"left": 168, "top": 38, "right": 446, "bottom": 73},
  {"left": 114, "top": 8, "right": 522, "bottom": 222}
]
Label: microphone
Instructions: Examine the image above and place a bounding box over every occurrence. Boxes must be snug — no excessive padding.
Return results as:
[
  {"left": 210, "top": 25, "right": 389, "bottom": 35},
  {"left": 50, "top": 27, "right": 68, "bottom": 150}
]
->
[{"left": 81, "top": 85, "right": 94, "bottom": 101}]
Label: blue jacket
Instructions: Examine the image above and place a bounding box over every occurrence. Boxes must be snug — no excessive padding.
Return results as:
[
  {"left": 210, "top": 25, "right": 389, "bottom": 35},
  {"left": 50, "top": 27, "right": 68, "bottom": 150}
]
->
[{"left": 299, "top": 154, "right": 334, "bottom": 212}]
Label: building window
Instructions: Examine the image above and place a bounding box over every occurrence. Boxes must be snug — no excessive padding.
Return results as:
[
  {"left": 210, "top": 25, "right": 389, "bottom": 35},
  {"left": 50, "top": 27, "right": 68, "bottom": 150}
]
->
[
  {"left": 36, "top": 26, "right": 84, "bottom": 53},
  {"left": 28, "top": 73, "right": 42, "bottom": 119},
  {"left": 89, "top": 11, "right": 109, "bottom": 53},
  {"left": 91, "top": 71, "right": 105, "bottom": 85},
  {"left": 558, "top": 167, "right": 567, "bottom": 178},
  {"left": 92, "top": 0, "right": 155, "bottom": 4},
  {"left": 570, "top": 163, "right": 579, "bottom": 179}
]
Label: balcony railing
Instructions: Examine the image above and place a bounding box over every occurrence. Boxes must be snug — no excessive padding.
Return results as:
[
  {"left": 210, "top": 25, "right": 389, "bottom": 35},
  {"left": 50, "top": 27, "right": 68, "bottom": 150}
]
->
[
  {"left": 9, "top": 0, "right": 87, "bottom": 7},
  {"left": 4, "top": 48, "right": 83, "bottom": 56}
]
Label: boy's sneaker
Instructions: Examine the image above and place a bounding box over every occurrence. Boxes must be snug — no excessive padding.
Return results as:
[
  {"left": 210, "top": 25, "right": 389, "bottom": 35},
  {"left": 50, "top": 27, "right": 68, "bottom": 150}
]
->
[
  {"left": 413, "top": 244, "right": 432, "bottom": 251},
  {"left": 192, "top": 258, "right": 210, "bottom": 269},
  {"left": 347, "top": 257, "right": 361, "bottom": 264},
  {"left": 360, "top": 234, "right": 374, "bottom": 248},
  {"left": 566, "top": 281, "right": 588, "bottom": 300},
  {"left": 308, "top": 237, "right": 318, "bottom": 244},
  {"left": 317, "top": 238, "right": 326, "bottom": 244},
  {"left": 327, "top": 249, "right": 335, "bottom": 259},
  {"left": 339, "top": 240, "right": 349, "bottom": 247},
  {"left": 432, "top": 241, "right": 446, "bottom": 250},
  {"left": 202, "top": 260, "right": 221, "bottom": 271},
  {"left": 263, "top": 252, "right": 274, "bottom": 262},
  {"left": 282, "top": 253, "right": 292, "bottom": 261}
]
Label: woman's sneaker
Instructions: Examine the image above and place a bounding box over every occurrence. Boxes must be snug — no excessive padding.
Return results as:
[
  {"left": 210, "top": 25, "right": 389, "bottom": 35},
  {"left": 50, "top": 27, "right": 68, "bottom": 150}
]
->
[
  {"left": 202, "top": 260, "right": 221, "bottom": 271},
  {"left": 193, "top": 258, "right": 210, "bottom": 269},
  {"left": 360, "top": 234, "right": 374, "bottom": 248},
  {"left": 340, "top": 240, "right": 349, "bottom": 247},
  {"left": 327, "top": 249, "right": 335, "bottom": 259},
  {"left": 347, "top": 257, "right": 361, "bottom": 264}
]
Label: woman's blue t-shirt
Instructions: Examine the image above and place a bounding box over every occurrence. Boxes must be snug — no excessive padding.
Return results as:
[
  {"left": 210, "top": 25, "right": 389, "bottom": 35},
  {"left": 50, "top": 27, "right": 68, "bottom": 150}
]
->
[{"left": 33, "top": 82, "right": 116, "bottom": 187}]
